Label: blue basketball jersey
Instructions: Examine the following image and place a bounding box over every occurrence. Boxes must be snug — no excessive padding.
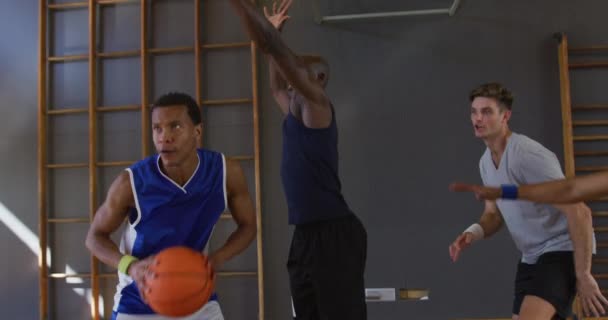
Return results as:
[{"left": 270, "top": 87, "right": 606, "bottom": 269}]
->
[{"left": 113, "top": 149, "right": 226, "bottom": 315}]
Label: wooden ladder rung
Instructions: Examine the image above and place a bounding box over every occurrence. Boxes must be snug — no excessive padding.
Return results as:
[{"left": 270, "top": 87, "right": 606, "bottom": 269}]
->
[
  {"left": 573, "top": 120, "right": 608, "bottom": 126},
  {"left": 90, "top": 43, "right": 251, "bottom": 61},
  {"left": 202, "top": 42, "right": 250, "bottom": 50},
  {"left": 569, "top": 61, "right": 608, "bottom": 69},
  {"left": 97, "top": 50, "right": 140, "bottom": 59},
  {"left": 149, "top": 46, "right": 194, "bottom": 55},
  {"left": 572, "top": 104, "right": 608, "bottom": 111},
  {"left": 573, "top": 135, "right": 608, "bottom": 141},
  {"left": 575, "top": 150, "right": 608, "bottom": 157},
  {"left": 50, "top": 51, "right": 140, "bottom": 61},
  {"left": 47, "top": 2, "right": 88, "bottom": 10},
  {"left": 47, "top": 158, "right": 247, "bottom": 169},
  {"left": 594, "top": 273, "right": 608, "bottom": 279},
  {"left": 202, "top": 98, "right": 253, "bottom": 106},
  {"left": 576, "top": 166, "right": 608, "bottom": 172},
  {"left": 594, "top": 211, "right": 608, "bottom": 216},
  {"left": 46, "top": 163, "right": 88, "bottom": 169},
  {"left": 47, "top": 108, "right": 88, "bottom": 115},
  {"left": 589, "top": 197, "right": 608, "bottom": 203},
  {"left": 569, "top": 45, "right": 608, "bottom": 53},
  {"left": 595, "top": 226, "right": 608, "bottom": 232},
  {"left": 47, "top": 217, "right": 89, "bottom": 224},
  {"left": 99, "top": 158, "right": 252, "bottom": 169},
  {"left": 227, "top": 155, "right": 254, "bottom": 161},
  {"left": 594, "top": 257, "right": 608, "bottom": 264},
  {"left": 47, "top": 54, "right": 88, "bottom": 62},
  {"left": 97, "top": 161, "right": 135, "bottom": 167},
  {"left": 97, "top": 105, "right": 141, "bottom": 112},
  {"left": 597, "top": 242, "right": 608, "bottom": 248},
  {"left": 48, "top": 105, "right": 141, "bottom": 115},
  {"left": 47, "top": 162, "right": 134, "bottom": 169},
  {"left": 98, "top": 0, "right": 140, "bottom": 5}
]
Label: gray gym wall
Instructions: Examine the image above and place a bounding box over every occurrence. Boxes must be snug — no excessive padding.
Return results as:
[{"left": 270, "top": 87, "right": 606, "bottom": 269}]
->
[{"left": 1, "top": 0, "right": 608, "bottom": 319}]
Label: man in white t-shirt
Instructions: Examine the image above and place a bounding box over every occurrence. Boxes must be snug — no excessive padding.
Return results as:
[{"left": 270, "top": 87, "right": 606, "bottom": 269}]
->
[{"left": 448, "top": 82, "right": 606, "bottom": 319}]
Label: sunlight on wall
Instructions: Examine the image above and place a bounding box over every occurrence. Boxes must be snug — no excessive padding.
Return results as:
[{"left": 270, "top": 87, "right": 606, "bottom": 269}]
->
[{"left": 0, "top": 201, "right": 105, "bottom": 318}]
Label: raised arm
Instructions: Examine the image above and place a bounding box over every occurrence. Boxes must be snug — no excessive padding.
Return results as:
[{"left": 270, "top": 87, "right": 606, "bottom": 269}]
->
[
  {"left": 264, "top": 0, "right": 292, "bottom": 114},
  {"left": 269, "top": 58, "right": 290, "bottom": 114},
  {"left": 229, "top": 0, "right": 329, "bottom": 109}
]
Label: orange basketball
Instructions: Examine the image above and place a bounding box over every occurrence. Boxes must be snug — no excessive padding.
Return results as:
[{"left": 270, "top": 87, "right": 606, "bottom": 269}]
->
[{"left": 143, "top": 246, "right": 215, "bottom": 317}]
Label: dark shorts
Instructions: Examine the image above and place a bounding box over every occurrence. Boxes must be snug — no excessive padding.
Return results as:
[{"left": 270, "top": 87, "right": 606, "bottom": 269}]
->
[
  {"left": 513, "top": 251, "right": 576, "bottom": 319},
  {"left": 287, "top": 214, "right": 367, "bottom": 320}
]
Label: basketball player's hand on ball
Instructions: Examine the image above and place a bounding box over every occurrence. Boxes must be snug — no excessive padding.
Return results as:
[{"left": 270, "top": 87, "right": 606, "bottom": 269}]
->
[
  {"left": 449, "top": 183, "right": 501, "bottom": 201},
  {"left": 448, "top": 232, "right": 474, "bottom": 262},
  {"left": 577, "top": 272, "right": 608, "bottom": 317},
  {"left": 263, "top": 0, "right": 292, "bottom": 31},
  {"left": 128, "top": 256, "right": 155, "bottom": 302}
]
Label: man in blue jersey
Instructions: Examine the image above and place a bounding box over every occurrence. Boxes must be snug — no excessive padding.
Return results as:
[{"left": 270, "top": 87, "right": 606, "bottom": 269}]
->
[
  {"left": 229, "top": 1, "right": 367, "bottom": 319},
  {"left": 85, "top": 92, "right": 257, "bottom": 320},
  {"left": 448, "top": 83, "right": 605, "bottom": 319}
]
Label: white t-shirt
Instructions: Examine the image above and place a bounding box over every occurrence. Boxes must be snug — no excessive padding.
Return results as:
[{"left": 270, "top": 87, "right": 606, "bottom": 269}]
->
[{"left": 479, "top": 132, "right": 595, "bottom": 263}]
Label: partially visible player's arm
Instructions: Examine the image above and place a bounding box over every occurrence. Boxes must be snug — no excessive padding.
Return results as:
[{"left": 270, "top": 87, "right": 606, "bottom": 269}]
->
[
  {"left": 518, "top": 171, "right": 608, "bottom": 203},
  {"left": 265, "top": 0, "right": 292, "bottom": 115},
  {"left": 516, "top": 148, "right": 605, "bottom": 316},
  {"left": 554, "top": 202, "right": 608, "bottom": 317},
  {"left": 86, "top": 171, "right": 156, "bottom": 300},
  {"left": 554, "top": 203, "right": 593, "bottom": 277},
  {"left": 269, "top": 58, "right": 290, "bottom": 114},
  {"left": 209, "top": 159, "right": 257, "bottom": 269},
  {"left": 229, "top": 0, "right": 329, "bottom": 110},
  {"left": 478, "top": 200, "right": 504, "bottom": 238},
  {"left": 451, "top": 171, "right": 608, "bottom": 204},
  {"left": 86, "top": 171, "right": 133, "bottom": 268},
  {"left": 449, "top": 200, "right": 503, "bottom": 262}
]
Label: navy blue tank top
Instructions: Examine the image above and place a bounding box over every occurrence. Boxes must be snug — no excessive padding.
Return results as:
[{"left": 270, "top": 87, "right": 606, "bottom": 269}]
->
[{"left": 280, "top": 98, "right": 352, "bottom": 225}]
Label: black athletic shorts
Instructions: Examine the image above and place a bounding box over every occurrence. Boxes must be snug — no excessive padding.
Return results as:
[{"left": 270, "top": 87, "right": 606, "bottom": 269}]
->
[
  {"left": 287, "top": 214, "right": 367, "bottom": 320},
  {"left": 513, "top": 251, "right": 576, "bottom": 319}
]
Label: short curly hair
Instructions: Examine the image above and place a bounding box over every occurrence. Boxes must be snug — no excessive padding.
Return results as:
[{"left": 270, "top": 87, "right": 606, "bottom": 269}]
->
[
  {"left": 151, "top": 92, "right": 202, "bottom": 125},
  {"left": 469, "top": 82, "right": 514, "bottom": 111}
]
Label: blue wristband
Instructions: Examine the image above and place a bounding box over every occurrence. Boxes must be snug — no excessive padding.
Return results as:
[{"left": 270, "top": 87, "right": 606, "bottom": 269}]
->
[{"left": 501, "top": 184, "right": 518, "bottom": 199}]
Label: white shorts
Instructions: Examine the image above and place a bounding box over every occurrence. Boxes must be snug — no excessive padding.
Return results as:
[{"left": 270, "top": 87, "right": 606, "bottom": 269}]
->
[{"left": 114, "top": 301, "right": 223, "bottom": 320}]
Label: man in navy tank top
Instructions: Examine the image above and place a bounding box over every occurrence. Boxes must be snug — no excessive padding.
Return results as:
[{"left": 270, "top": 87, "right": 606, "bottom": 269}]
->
[
  {"left": 85, "top": 93, "right": 257, "bottom": 320},
  {"left": 230, "top": 1, "right": 368, "bottom": 319}
]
